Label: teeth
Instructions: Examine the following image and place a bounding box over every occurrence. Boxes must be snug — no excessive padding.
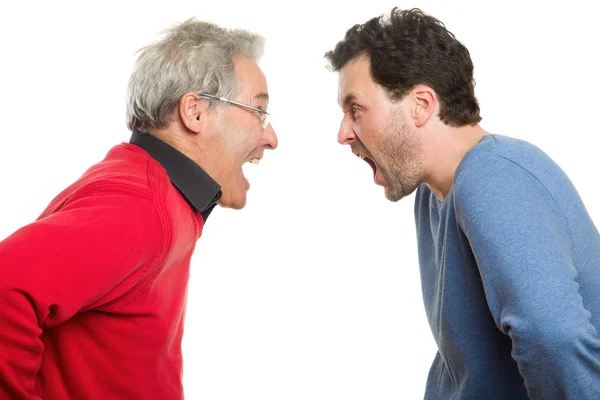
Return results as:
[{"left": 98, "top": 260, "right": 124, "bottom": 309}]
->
[{"left": 248, "top": 158, "right": 260, "bottom": 165}]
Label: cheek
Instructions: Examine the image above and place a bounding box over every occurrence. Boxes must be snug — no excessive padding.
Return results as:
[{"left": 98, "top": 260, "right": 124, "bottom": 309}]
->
[
  {"left": 240, "top": 129, "right": 263, "bottom": 155},
  {"left": 355, "top": 118, "right": 382, "bottom": 148},
  {"left": 233, "top": 119, "right": 262, "bottom": 151},
  {"left": 222, "top": 131, "right": 253, "bottom": 159}
]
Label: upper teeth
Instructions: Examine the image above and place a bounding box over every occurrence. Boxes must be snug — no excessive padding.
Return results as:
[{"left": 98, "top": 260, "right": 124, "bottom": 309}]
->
[{"left": 248, "top": 158, "right": 260, "bottom": 165}]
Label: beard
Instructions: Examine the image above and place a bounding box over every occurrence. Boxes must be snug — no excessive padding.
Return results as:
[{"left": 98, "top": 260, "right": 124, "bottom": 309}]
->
[{"left": 352, "top": 108, "right": 423, "bottom": 202}]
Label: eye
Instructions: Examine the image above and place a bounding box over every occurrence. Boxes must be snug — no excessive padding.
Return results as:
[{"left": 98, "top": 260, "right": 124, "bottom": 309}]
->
[{"left": 351, "top": 105, "right": 361, "bottom": 119}]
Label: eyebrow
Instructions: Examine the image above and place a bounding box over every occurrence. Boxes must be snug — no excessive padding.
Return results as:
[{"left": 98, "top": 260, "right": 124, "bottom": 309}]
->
[
  {"left": 340, "top": 93, "right": 357, "bottom": 109},
  {"left": 254, "top": 92, "right": 269, "bottom": 101}
]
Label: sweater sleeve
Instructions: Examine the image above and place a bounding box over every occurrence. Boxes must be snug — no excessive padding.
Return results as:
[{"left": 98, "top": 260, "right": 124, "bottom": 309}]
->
[
  {"left": 454, "top": 154, "right": 600, "bottom": 399},
  {"left": 0, "top": 184, "right": 165, "bottom": 400}
]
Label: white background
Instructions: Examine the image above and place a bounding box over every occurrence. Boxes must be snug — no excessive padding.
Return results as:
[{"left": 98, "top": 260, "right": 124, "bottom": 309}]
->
[{"left": 1, "top": 1, "right": 599, "bottom": 399}]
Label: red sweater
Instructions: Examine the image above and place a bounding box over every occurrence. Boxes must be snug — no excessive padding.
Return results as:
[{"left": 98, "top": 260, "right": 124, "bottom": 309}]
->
[{"left": 0, "top": 134, "right": 220, "bottom": 400}]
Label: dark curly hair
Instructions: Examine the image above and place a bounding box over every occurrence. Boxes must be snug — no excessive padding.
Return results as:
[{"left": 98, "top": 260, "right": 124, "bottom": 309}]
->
[{"left": 325, "top": 8, "right": 481, "bottom": 127}]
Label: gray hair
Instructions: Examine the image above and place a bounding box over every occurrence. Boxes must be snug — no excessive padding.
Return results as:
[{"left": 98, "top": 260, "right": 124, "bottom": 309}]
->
[{"left": 126, "top": 18, "right": 265, "bottom": 132}]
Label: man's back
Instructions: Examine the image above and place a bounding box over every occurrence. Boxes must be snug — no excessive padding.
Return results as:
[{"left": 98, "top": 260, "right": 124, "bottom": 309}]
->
[
  {"left": 0, "top": 142, "right": 202, "bottom": 399},
  {"left": 415, "top": 134, "right": 600, "bottom": 399}
]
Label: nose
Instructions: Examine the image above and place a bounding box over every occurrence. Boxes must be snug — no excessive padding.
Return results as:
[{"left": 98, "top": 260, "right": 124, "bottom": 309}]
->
[
  {"left": 337, "top": 115, "right": 357, "bottom": 145},
  {"left": 261, "top": 123, "right": 278, "bottom": 150}
]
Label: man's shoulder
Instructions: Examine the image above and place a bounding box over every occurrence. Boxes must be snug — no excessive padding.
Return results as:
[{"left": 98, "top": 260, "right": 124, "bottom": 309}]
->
[
  {"left": 81, "top": 143, "right": 171, "bottom": 195},
  {"left": 490, "top": 134, "right": 553, "bottom": 166},
  {"left": 456, "top": 134, "right": 545, "bottom": 175},
  {"left": 454, "top": 134, "right": 561, "bottom": 196},
  {"left": 452, "top": 135, "right": 569, "bottom": 223},
  {"left": 40, "top": 144, "right": 169, "bottom": 218}
]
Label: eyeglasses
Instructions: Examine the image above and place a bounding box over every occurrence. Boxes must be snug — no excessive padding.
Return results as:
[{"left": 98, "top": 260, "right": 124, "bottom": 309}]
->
[{"left": 198, "top": 93, "right": 270, "bottom": 129}]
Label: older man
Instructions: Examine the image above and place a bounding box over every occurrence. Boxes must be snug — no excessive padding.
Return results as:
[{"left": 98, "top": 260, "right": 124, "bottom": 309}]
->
[
  {"left": 0, "top": 19, "right": 277, "bottom": 399},
  {"left": 326, "top": 7, "right": 600, "bottom": 400}
]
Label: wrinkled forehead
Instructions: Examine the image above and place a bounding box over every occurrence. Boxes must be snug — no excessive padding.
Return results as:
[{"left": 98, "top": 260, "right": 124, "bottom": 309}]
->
[
  {"left": 234, "top": 54, "right": 268, "bottom": 98},
  {"left": 337, "top": 55, "right": 373, "bottom": 107}
]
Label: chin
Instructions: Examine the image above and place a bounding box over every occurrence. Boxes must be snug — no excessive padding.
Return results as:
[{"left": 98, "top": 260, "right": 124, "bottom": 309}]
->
[
  {"left": 228, "top": 200, "right": 247, "bottom": 210},
  {"left": 384, "top": 188, "right": 404, "bottom": 202},
  {"left": 217, "top": 191, "right": 248, "bottom": 210},
  {"left": 384, "top": 183, "right": 418, "bottom": 202}
]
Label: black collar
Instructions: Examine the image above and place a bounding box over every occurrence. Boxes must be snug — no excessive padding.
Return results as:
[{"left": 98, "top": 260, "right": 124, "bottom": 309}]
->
[{"left": 129, "top": 130, "right": 222, "bottom": 221}]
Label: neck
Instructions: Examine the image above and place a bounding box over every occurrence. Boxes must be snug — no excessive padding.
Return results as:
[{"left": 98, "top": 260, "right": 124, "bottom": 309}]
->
[
  {"left": 423, "top": 123, "right": 489, "bottom": 201},
  {"left": 150, "top": 125, "right": 206, "bottom": 167}
]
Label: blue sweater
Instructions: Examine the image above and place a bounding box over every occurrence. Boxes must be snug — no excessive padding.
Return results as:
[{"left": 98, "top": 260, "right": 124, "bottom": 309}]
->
[{"left": 415, "top": 134, "right": 600, "bottom": 399}]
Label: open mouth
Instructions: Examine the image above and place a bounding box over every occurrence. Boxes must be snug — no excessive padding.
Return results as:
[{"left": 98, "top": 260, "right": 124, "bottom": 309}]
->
[
  {"left": 241, "top": 157, "right": 262, "bottom": 187},
  {"left": 355, "top": 153, "right": 377, "bottom": 179}
]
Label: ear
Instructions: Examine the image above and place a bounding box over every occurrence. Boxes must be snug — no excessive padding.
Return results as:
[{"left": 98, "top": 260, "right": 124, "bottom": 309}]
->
[
  {"left": 179, "top": 92, "right": 206, "bottom": 133},
  {"left": 410, "top": 85, "right": 437, "bottom": 128}
]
